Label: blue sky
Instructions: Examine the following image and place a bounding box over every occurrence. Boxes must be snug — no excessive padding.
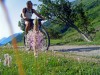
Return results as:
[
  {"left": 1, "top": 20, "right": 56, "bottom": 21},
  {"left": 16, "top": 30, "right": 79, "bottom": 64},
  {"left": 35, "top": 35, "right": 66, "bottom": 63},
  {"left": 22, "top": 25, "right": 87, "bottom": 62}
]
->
[{"left": 0, "top": 0, "right": 75, "bottom": 39}]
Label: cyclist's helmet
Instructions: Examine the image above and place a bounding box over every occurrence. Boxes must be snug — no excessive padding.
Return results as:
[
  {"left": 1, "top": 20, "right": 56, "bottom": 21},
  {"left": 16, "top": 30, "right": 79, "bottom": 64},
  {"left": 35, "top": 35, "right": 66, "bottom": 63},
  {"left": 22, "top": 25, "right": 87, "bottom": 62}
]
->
[{"left": 26, "top": 1, "right": 33, "bottom": 5}]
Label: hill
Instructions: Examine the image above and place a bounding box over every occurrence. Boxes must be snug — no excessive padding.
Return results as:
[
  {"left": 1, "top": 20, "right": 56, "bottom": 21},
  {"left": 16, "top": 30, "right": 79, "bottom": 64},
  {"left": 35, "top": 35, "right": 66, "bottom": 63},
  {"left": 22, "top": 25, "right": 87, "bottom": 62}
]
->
[
  {"left": 0, "top": 33, "right": 23, "bottom": 46},
  {"left": 75, "top": 0, "right": 100, "bottom": 27},
  {"left": 61, "top": 0, "right": 100, "bottom": 45},
  {"left": 46, "top": 0, "right": 100, "bottom": 45}
]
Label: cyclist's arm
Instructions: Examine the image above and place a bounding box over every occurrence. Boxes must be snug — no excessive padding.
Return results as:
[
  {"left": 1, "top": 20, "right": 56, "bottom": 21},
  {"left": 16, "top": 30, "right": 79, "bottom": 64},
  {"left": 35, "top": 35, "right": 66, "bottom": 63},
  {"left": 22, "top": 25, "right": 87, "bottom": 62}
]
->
[
  {"left": 22, "top": 8, "right": 28, "bottom": 20},
  {"left": 33, "top": 9, "right": 45, "bottom": 20}
]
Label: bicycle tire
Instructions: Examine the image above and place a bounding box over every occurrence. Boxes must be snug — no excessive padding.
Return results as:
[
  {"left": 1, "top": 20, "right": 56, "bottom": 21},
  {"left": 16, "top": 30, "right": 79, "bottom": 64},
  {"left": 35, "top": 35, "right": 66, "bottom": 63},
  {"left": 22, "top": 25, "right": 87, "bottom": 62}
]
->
[{"left": 40, "top": 25, "right": 50, "bottom": 50}]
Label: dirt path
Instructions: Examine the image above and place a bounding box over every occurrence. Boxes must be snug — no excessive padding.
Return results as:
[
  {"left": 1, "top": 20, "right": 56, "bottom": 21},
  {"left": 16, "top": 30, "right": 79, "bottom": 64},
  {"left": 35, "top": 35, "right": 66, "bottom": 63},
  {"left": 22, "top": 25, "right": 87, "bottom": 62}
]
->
[
  {"left": 49, "top": 45, "right": 100, "bottom": 57},
  {"left": 1, "top": 45, "right": 100, "bottom": 57}
]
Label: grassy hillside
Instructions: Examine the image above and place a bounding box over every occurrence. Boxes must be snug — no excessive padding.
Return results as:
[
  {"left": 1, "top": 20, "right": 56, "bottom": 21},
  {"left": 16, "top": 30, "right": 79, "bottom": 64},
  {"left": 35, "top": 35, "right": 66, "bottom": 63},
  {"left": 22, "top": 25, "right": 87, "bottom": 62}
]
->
[
  {"left": 75, "top": 0, "right": 100, "bottom": 27},
  {"left": 59, "top": 0, "right": 100, "bottom": 45}
]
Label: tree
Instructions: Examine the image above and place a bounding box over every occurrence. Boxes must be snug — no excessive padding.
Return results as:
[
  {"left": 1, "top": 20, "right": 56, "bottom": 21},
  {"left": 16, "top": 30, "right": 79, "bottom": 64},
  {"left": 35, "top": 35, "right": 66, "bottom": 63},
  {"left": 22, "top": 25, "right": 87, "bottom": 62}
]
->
[
  {"left": 38, "top": 0, "right": 94, "bottom": 42},
  {"left": 75, "top": 1, "right": 95, "bottom": 40}
]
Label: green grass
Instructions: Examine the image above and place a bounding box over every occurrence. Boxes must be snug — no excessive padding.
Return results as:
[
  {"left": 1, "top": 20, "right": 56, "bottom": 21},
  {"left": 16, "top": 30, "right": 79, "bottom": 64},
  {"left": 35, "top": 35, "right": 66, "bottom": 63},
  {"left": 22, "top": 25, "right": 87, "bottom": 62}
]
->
[
  {"left": 0, "top": 49, "right": 100, "bottom": 75},
  {"left": 49, "top": 32, "right": 100, "bottom": 45},
  {"left": 17, "top": 41, "right": 24, "bottom": 46},
  {"left": 50, "top": 40, "right": 100, "bottom": 45},
  {"left": 17, "top": 38, "right": 100, "bottom": 46},
  {"left": 50, "top": 39, "right": 65, "bottom": 45},
  {"left": 17, "top": 39, "right": 65, "bottom": 46}
]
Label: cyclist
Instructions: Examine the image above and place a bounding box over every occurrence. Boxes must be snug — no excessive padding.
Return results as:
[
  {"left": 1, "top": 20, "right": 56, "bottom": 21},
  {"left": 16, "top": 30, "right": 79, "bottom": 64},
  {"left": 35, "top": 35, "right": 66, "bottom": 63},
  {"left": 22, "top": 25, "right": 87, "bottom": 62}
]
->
[{"left": 21, "top": 1, "right": 45, "bottom": 34}]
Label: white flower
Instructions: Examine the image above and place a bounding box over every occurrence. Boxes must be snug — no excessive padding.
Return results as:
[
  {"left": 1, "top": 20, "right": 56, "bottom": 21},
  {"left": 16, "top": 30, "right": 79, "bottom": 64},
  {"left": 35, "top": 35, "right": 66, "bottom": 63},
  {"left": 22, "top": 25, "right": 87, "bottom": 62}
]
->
[
  {"left": 3, "top": 54, "right": 12, "bottom": 67},
  {"left": 6, "top": 43, "right": 12, "bottom": 49},
  {"left": 77, "top": 57, "right": 80, "bottom": 63},
  {"left": 54, "top": 51, "right": 56, "bottom": 54},
  {"left": 28, "top": 51, "right": 30, "bottom": 54},
  {"left": 52, "top": 49, "right": 54, "bottom": 52},
  {"left": 45, "top": 51, "right": 47, "bottom": 53},
  {"left": 58, "top": 59, "right": 60, "bottom": 62},
  {"left": 53, "top": 51, "right": 56, "bottom": 56},
  {"left": 63, "top": 54, "right": 65, "bottom": 57}
]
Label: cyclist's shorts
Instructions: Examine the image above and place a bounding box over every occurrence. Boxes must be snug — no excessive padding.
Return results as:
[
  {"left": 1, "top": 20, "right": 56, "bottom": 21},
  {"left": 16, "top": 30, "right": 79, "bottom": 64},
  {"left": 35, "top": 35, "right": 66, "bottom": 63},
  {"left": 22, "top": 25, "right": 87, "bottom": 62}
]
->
[
  {"left": 24, "top": 19, "right": 41, "bottom": 29},
  {"left": 25, "top": 19, "right": 34, "bottom": 27}
]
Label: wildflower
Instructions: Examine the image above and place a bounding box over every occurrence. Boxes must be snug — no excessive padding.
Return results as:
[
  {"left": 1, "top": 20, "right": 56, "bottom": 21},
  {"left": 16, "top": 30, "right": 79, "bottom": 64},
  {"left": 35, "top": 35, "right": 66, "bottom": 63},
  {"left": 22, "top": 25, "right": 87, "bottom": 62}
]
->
[
  {"left": 54, "top": 51, "right": 56, "bottom": 54},
  {"left": 28, "top": 51, "right": 30, "bottom": 54},
  {"left": 45, "top": 50, "right": 47, "bottom": 53},
  {"left": 63, "top": 54, "right": 66, "bottom": 57},
  {"left": 26, "top": 19, "right": 45, "bottom": 57},
  {"left": 51, "top": 50, "right": 56, "bottom": 56},
  {"left": 3, "top": 54, "right": 12, "bottom": 67},
  {"left": 52, "top": 49, "right": 54, "bottom": 52},
  {"left": 6, "top": 43, "right": 12, "bottom": 49},
  {"left": 58, "top": 58, "right": 60, "bottom": 62},
  {"left": 77, "top": 57, "right": 80, "bottom": 63},
  {"left": 46, "top": 60, "right": 48, "bottom": 64},
  {"left": 27, "top": 30, "right": 44, "bottom": 51}
]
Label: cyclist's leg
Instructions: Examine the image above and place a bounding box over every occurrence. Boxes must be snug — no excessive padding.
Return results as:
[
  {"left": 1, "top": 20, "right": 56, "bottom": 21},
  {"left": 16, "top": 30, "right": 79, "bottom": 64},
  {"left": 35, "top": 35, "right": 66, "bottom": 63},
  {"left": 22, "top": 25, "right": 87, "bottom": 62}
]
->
[
  {"left": 30, "top": 20, "right": 34, "bottom": 30},
  {"left": 25, "top": 21, "right": 31, "bottom": 34},
  {"left": 38, "top": 21, "right": 41, "bottom": 26},
  {"left": 38, "top": 21, "right": 42, "bottom": 30}
]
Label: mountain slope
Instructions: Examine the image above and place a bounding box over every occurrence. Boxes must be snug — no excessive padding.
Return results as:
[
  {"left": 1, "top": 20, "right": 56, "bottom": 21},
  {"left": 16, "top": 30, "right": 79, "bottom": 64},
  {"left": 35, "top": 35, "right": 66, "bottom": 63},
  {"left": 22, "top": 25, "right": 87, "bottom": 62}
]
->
[
  {"left": 0, "top": 33, "right": 22, "bottom": 46},
  {"left": 62, "top": 0, "right": 100, "bottom": 44}
]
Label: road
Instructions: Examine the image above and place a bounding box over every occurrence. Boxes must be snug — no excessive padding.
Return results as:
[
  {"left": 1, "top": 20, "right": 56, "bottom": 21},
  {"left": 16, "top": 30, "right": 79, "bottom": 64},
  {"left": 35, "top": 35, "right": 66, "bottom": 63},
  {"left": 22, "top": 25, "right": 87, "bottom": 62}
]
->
[
  {"left": 49, "top": 45, "right": 100, "bottom": 57},
  {"left": 1, "top": 45, "right": 100, "bottom": 57}
]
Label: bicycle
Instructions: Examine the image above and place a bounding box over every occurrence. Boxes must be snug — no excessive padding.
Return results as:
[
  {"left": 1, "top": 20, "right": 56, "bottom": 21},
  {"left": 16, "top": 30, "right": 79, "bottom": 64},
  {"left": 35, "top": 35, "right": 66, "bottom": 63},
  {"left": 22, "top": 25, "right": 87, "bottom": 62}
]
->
[{"left": 24, "top": 19, "right": 50, "bottom": 51}]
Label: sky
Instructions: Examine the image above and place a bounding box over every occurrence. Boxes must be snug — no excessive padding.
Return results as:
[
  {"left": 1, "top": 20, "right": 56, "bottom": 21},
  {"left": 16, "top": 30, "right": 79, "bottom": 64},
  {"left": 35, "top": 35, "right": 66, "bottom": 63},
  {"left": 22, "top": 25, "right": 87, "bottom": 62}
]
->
[{"left": 0, "top": 0, "right": 75, "bottom": 39}]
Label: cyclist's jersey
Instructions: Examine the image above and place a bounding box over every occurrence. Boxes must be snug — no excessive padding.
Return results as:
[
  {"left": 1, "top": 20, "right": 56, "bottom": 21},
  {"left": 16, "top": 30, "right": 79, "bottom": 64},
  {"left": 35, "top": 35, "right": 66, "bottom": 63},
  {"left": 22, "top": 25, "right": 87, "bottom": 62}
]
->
[
  {"left": 22, "top": 8, "right": 34, "bottom": 19},
  {"left": 25, "top": 8, "right": 33, "bottom": 19}
]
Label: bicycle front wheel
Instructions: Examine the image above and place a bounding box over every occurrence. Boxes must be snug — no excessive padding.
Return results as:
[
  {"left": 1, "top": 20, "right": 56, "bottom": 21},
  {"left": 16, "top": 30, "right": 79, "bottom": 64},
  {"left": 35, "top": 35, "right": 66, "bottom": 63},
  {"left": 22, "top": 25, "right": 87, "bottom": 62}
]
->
[
  {"left": 24, "top": 26, "right": 50, "bottom": 51},
  {"left": 40, "top": 26, "right": 50, "bottom": 50}
]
